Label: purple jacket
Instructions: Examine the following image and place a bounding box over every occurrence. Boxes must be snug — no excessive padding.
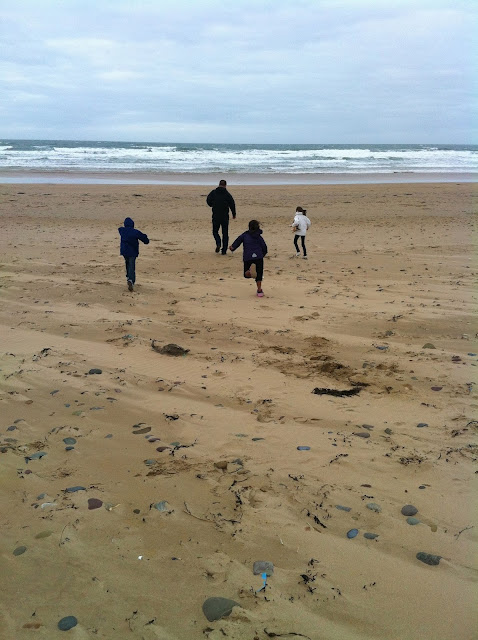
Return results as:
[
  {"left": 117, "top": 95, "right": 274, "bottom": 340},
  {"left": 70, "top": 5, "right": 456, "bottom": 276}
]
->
[{"left": 230, "top": 229, "right": 268, "bottom": 261}]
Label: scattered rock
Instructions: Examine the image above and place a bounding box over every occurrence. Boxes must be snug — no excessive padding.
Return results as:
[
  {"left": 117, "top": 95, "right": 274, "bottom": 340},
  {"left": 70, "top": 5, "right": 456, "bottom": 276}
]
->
[
  {"left": 58, "top": 616, "right": 78, "bottom": 631},
  {"left": 384, "top": 428, "right": 393, "bottom": 435},
  {"left": 253, "top": 561, "right": 274, "bottom": 576},
  {"left": 153, "top": 501, "right": 170, "bottom": 512},
  {"left": 335, "top": 505, "right": 351, "bottom": 512},
  {"left": 13, "top": 546, "right": 27, "bottom": 556},
  {"left": 431, "top": 386, "right": 443, "bottom": 391},
  {"left": 133, "top": 426, "right": 151, "bottom": 435},
  {"left": 347, "top": 529, "right": 359, "bottom": 539},
  {"left": 422, "top": 343, "right": 436, "bottom": 349},
  {"left": 202, "top": 597, "right": 240, "bottom": 622},
  {"left": 26, "top": 451, "right": 47, "bottom": 461},
  {"left": 407, "top": 517, "right": 420, "bottom": 525},
  {"left": 364, "top": 533, "right": 379, "bottom": 540},
  {"left": 88, "top": 368, "right": 102, "bottom": 375},
  {"left": 416, "top": 552, "right": 441, "bottom": 566},
  {"left": 353, "top": 432, "right": 370, "bottom": 439},
  {"left": 152, "top": 342, "right": 189, "bottom": 356},
  {"left": 35, "top": 531, "right": 53, "bottom": 539},
  {"left": 251, "top": 437, "right": 265, "bottom": 441},
  {"left": 65, "top": 486, "right": 86, "bottom": 493},
  {"left": 366, "top": 503, "right": 382, "bottom": 513},
  {"left": 361, "top": 424, "right": 374, "bottom": 430},
  {"left": 416, "top": 423, "right": 428, "bottom": 428},
  {"left": 297, "top": 446, "right": 311, "bottom": 451},
  {"left": 63, "top": 437, "right": 77, "bottom": 445},
  {"left": 88, "top": 498, "right": 103, "bottom": 510},
  {"left": 214, "top": 460, "right": 228, "bottom": 470},
  {"left": 401, "top": 504, "right": 418, "bottom": 516},
  {"left": 313, "top": 386, "right": 363, "bottom": 397}
]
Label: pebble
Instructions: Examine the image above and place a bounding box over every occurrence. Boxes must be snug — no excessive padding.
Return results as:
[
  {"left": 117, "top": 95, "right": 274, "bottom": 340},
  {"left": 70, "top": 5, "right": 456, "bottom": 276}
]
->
[
  {"left": 416, "top": 552, "right": 441, "bottom": 566},
  {"left": 7, "top": 425, "right": 17, "bottom": 431},
  {"left": 13, "top": 546, "right": 27, "bottom": 556},
  {"left": 253, "top": 560, "right": 274, "bottom": 576},
  {"left": 133, "top": 426, "right": 151, "bottom": 435},
  {"left": 156, "top": 446, "right": 169, "bottom": 452},
  {"left": 422, "top": 343, "right": 436, "bottom": 349},
  {"left": 353, "top": 432, "right": 370, "bottom": 438},
  {"left": 65, "top": 446, "right": 75, "bottom": 451},
  {"left": 63, "top": 437, "right": 77, "bottom": 445},
  {"left": 364, "top": 533, "right": 379, "bottom": 540},
  {"left": 26, "top": 451, "right": 46, "bottom": 460},
  {"left": 235, "top": 433, "right": 248, "bottom": 437},
  {"left": 66, "top": 486, "right": 86, "bottom": 493},
  {"left": 401, "top": 504, "right": 418, "bottom": 516},
  {"left": 384, "top": 428, "right": 393, "bottom": 435},
  {"left": 35, "top": 531, "right": 53, "bottom": 539},
  {"left": 335, "top": 505, "right": 351, "bottom": 512},
  {"left": 297, "top": 446, "right": 310, "bottom": 450},
  {"left": 416, "top": 423, "right": 428, "bottom": 428},
  {"left": 152, "top": 342, "right": 190, "bottom": 356},
  {"left": 105, "top": 434, "right": 113, "bottom": 438},
  {"left": 407, "top": 517, "right": 420, "bottom": 525},
  {"left": 144, "top": 459, "right": 156, "bottom": 466},
  {"left": 202, "top": 597, "right": 240, "bottom": 622},
  {"left": 366, "top": 503, "right": 382, "bottom": 513},
  {"left": 88, "top": 498, "right": 103, "bottom": 510},
  {"left": 88, "top": 368, "right": 102, "bottom": 375},
  {"left": 58, "top": 616, "right": 78, "bottom": 631},
  {"left": 252, "top": 437, "right": 265, "bottom": 441},
  {"left": 431, "top": 386, "right": 443, "bottom": 391},
  {"left": 153, "top": 501, "right": 170, "bottom": 512},
  {"left": 347, "top": 529, "right": 359, "bottom": 539},
  {"left": 214, "top": 460, "right": 228, "bottom": 469}
]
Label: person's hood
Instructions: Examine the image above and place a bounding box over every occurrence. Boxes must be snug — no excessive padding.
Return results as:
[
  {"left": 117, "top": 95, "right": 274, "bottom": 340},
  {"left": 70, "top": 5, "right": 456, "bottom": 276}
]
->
[
  {"left": 247, "top": 228, "right": 263, "bottom": 235},
  {"left": 124, "top": 217, "right": 134, "bottom": 227}
]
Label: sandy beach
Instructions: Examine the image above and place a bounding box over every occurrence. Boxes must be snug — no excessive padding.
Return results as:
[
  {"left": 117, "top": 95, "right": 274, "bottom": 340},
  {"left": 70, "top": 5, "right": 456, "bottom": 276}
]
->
[{"left": 0, "top": 181, "right": 477, "bottom": 639}]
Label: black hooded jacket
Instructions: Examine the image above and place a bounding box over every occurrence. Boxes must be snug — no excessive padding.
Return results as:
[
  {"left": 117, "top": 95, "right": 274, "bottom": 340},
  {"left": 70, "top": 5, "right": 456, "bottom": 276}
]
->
[{"left": 206, "top": 186, "right": 236, "bottom": 218}]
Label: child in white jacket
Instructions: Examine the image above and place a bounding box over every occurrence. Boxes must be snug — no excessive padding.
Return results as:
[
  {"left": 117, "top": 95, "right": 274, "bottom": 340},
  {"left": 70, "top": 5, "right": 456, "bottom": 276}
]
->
[{"left": 291, "top": 206, "right": 311, "bottom": 259}]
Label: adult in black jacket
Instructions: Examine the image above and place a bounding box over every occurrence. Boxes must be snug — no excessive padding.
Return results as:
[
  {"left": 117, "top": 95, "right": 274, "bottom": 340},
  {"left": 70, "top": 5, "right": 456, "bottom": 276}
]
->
[{"left": 206, "top": 179, "right": 236, "bottom": 254}]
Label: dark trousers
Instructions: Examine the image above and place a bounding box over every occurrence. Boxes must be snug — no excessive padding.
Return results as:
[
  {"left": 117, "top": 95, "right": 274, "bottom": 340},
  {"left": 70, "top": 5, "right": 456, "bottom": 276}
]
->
[
  {"left": 212, "top": 215, "right": 229, "bottom": 253},
  {"left": 124, "top": 256, "right": 136, "bottom": 283},
  {"left": 294, "top": 234, "right": 307, "bottom": 256},
  {"left": 244, "top": 259, "right": 264, "bottom": 282}
]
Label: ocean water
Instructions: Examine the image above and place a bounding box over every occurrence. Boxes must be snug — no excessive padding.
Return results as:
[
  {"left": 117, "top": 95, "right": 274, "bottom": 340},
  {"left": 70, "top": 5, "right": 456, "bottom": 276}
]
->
[{"left": 0, "top": 140, "right": 477, "bottom": 182}]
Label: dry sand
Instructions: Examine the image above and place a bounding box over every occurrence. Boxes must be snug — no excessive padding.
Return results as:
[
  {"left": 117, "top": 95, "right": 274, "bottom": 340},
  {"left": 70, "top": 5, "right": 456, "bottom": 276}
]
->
[{"left": 0, "top": 182, "right": 477, "bottom": 639}]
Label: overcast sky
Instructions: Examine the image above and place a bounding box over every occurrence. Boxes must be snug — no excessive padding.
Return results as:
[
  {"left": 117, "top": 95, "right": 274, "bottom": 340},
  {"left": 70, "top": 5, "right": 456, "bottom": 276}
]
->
[{"left": 0, "top": 0, "right": 476, "bottom": 143}]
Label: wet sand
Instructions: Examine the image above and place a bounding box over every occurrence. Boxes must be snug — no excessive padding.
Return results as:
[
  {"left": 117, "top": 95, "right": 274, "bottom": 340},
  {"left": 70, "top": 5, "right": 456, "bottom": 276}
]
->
[{"left": 0, "top": 182, "right": 477, "bottom": 639}]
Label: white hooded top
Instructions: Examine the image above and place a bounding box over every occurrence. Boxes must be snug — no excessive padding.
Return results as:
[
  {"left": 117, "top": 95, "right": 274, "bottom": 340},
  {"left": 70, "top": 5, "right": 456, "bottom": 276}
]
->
[{"left": 293, "top": 214, "right": 311, "bottom": 236}]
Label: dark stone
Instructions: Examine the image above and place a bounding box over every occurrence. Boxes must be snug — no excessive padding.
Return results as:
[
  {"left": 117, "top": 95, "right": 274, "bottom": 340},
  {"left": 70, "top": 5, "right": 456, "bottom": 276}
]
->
[
  {"left": 132, "top": 426, "right": 151, "bottom": 435},
  {"left": 312, "top": 386, "right": 363, "bottom": 397},
  {"left": 422, "top": 343, "right": 436, "bottom": 349},
  {"left": 252, "top": 437, "right": 265, "bottom": 441},
  {"left": 335, "top": 505, "right": 351, "bottom": 512},
  {"left": 407, "top": 517, "right": 420, "bottom": 525},
  {"left": 13, "top": 546, "right": 27, "bottom": 556},
  {"left": 58, "top": 616, "right": 78, "bottom": 631},
  {"left": 65, "top": 486, "right": 86, "bottom": 493},
  {"left": 88, "top": 368, "right": 102, "bottom": 374},
  {"left": 253, "top": 560, "right": 274, "bottom": 576},
  {"left": 431, "top": 386, "right": 443, "bottom": 391},
  {"left": 65, "top": 446, "right": 75, "bottom": 451},
  {"left": 364, "top": 533, "right": 379, "bottom": 540},
  {"left": 417, "top": 423, "right": 428, "bottom": 428},
  {"left": 416, "top": 552, "right": 441, "bottom": 566},
  {"left": 347, "top": 529, "right": 359, "bottom": 539},
  {"left": 353, "top": 432, "right": 370, "bottom": 438},
  {"left": 384, "top": 428, "right": 393, "bottom": 435},
  {"left": 202, "top": 597, "right": 240, "bottom": 622},
  {"left": 152, "top": 342, "right": 189, "bottom": 356},
  {"left": 366, "top": 503, "right": 382, "bottom": 513},
  {"left": 297, "top": 446, "right": 310, "bottom": 450},
  {"left": 27, "top": 451, "right": 46, "bottom": 460},
  {"left": 401, "top": 504, "right": 418, "bottom": 516},
  {"left": 63, "top": 437, "right": 77, "bottom": 445},
  {"left": 88, "top": 498, "right": 103, "bottom": 510}
]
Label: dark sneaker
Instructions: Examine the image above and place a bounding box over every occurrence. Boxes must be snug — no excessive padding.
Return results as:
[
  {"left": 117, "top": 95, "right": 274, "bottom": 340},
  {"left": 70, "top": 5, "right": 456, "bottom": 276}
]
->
[
  {"left": 127, "top": 280, "right": 134, "bottom": 292},
  {"left": 215, "top": 246, "right": 221, "bottom": 253}
]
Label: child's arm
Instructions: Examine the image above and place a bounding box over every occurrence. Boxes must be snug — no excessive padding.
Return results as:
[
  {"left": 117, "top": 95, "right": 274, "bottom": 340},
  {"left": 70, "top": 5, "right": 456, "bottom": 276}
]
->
[
  {"left": 229, "top": 234, "right": 243, "bottom": 252},
  {"left": 136, "top": 230, "right": 149, "bottom": 244}
]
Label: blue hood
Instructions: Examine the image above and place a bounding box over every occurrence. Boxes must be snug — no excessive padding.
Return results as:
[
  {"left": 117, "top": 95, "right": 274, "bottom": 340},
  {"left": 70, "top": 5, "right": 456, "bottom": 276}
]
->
[{"left": 124, "top": 217, "right": 134, "bottom": 227}]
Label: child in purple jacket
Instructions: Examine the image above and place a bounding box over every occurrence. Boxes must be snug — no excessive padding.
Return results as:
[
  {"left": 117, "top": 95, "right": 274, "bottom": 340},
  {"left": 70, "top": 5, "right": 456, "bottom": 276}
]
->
[{"left": 229, "top": 220, "right": 268, "bottom": 297}]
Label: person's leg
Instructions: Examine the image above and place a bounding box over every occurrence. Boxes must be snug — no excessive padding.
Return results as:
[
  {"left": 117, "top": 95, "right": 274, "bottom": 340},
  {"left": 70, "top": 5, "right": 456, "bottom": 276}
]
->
[
  {"left": 255, "top": 260, "right": 264, "bottom": 295},
  {"left": 212, "top": 216, "right": 221, "bottom": 251},
  {"left": 294, "top": 235, "right": 300, "bottom": 256},
  {"left": 301, "top": 236, "right": 307, "bottom": 257},
  {"left": 244, "top": 260, "right": 253, "bottom": 278},
  {"left": 124, "top": 256, "right": 129, "bottom": 279},
  {"left": 221, "top": 217, "right": 229, "bottom": 254}
]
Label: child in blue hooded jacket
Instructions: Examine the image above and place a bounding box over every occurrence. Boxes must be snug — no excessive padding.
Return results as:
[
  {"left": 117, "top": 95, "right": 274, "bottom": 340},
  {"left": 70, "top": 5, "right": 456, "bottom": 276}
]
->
[
  {"left": 118, "top": 217, "right": 149, "bottom": 291},
  {"left": 229, "top": 220, "right": 268, "bottom": 297}
]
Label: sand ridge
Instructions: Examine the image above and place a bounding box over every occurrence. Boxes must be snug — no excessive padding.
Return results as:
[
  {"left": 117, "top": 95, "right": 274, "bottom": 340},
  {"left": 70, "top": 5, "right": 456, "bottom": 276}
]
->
[{"left": 0, "top": 182, "right": 477, "bottom": 639}]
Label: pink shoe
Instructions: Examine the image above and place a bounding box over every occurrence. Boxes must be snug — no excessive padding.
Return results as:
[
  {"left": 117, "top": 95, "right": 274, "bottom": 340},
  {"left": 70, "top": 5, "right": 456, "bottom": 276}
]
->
[{"left": 257, "top": 290, "right": 264, "bottom": 297}]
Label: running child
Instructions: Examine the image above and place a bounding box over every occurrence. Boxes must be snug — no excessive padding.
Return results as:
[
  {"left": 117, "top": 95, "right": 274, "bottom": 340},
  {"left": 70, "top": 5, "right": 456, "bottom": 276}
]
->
[
  {"left": 118, "top": 217, "right": 149, "bottom": 291},
  {"left": 291, "top": 206, "right": 311, "bottom": 259},
  {"left": 229, "top": 220, "right": 268, "bottom": 297}
]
